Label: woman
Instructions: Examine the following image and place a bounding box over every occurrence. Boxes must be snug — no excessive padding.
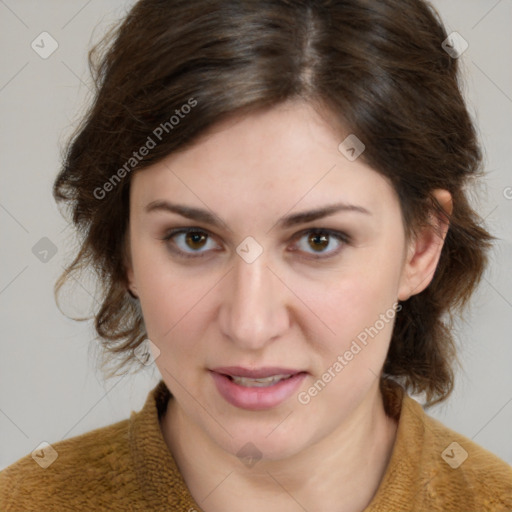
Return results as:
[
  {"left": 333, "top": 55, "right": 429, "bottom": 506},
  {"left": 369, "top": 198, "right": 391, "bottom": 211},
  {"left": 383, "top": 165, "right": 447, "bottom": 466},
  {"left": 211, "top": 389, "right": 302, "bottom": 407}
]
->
[{"left": 1, "top": 0, "right": 511, "bottom": 510}]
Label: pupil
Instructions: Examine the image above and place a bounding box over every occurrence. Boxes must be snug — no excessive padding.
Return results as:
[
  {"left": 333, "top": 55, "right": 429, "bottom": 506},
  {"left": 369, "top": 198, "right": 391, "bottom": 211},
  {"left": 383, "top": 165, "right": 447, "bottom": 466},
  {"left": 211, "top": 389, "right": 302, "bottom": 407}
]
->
[
  {"left": 186, "top": 232, "right": 206, "bottom": 249},
  {"left": 309, "top": 233, "right": 328, "bottom": 252}
]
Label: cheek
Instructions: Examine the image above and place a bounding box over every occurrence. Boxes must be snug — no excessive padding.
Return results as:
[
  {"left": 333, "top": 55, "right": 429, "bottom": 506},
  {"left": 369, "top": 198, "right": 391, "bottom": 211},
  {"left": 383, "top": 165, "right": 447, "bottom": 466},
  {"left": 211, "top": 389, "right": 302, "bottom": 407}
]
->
[
  {"left": 130, "top": 241, "right": 205, "bottom": 342},
  {"left": 136, "top": 273, "right": 214, "bottom": 380},
  {"left": 139, "top": 276, "right": 208, "bottom": 342},
  {"left": 295, "top": 273, "right": 400, "bottom": 420},
  {"left": 293, "top": 255, "right": 402, "bottom": 363}
]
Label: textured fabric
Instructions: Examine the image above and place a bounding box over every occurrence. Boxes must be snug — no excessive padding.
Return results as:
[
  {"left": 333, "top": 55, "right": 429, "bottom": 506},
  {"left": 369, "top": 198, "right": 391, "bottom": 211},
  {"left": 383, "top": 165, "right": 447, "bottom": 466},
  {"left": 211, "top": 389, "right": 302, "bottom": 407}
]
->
[{"left": 1, "top": 379, "right": 511, "bottom": 511}]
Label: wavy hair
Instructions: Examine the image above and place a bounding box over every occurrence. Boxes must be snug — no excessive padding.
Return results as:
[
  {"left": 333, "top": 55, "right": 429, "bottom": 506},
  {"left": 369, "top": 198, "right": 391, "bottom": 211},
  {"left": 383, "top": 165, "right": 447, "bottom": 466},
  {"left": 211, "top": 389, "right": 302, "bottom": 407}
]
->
[{"left": 53, "top": 0, "right": 494, "bottom": 406}]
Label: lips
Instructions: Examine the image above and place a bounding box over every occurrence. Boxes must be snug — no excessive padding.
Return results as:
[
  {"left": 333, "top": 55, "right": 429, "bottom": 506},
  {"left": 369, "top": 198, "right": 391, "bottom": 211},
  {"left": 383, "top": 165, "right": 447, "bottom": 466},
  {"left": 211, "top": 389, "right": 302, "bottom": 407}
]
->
[
  {"left": 209, "top": 366, "right": 308, "bottom": 410},
  {"left": 211, "top": 366, "right": 304, "bottom": 379}
]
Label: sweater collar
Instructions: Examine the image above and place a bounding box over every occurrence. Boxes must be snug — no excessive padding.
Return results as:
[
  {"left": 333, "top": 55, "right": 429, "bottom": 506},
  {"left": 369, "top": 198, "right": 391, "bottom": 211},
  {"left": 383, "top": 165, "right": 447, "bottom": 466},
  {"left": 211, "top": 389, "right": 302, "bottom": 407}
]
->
[
  {"left": 365, "top": 380, "right": 427, "bottom": 510},
  {"left": 129, "top": 378, "right": 426, "bottom": 511},
  {"left": 129, "top": 379, "right": 203, "bottom": 510}
]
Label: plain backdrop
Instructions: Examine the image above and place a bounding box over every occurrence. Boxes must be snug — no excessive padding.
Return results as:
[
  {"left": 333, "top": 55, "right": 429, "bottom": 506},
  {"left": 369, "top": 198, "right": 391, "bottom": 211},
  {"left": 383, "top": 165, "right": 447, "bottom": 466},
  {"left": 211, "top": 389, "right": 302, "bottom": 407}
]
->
[{"left": 1, "top": 0, "right": 511, "bottom": 471}]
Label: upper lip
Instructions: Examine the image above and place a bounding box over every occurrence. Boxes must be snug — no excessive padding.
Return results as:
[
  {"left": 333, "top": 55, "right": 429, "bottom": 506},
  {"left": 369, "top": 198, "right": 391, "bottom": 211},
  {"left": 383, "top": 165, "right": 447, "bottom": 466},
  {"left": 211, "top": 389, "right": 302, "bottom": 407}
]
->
[{"left": 211, "top": 366, "right": 305, "bottom": 378}]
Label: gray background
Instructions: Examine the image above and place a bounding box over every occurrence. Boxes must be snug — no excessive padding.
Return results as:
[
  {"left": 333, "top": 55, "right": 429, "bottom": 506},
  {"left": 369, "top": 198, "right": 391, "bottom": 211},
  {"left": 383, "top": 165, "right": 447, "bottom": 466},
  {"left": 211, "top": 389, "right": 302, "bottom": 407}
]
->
[{"left": 1, "top": 0, "right": 511, "bottom": 470}]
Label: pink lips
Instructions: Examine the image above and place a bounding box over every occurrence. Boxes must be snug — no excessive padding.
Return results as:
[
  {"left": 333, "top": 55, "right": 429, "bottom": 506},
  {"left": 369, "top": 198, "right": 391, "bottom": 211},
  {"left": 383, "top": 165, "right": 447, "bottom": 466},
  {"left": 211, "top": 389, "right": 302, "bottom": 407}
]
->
[
  {"left": 211, "top": 366, "right": 304, "bottom": 378},
  {"left": 209, "top": 366, "right": 308, "bottom": 411}
]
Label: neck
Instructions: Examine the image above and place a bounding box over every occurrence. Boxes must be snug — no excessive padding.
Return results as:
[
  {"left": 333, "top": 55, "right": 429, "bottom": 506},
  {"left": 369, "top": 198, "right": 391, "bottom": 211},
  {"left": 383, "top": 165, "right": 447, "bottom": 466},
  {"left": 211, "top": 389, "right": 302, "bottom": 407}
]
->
[{"left": 161, "top": 379, "right": 398, "bottom": 512}]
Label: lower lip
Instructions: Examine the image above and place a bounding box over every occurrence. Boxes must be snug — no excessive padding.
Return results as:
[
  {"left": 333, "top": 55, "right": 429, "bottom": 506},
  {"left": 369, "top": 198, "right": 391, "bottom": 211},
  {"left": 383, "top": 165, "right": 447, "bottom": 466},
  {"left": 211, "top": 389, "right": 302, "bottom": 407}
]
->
[{"left": 210, "top": 371, "right": 307, "bottom": 411}]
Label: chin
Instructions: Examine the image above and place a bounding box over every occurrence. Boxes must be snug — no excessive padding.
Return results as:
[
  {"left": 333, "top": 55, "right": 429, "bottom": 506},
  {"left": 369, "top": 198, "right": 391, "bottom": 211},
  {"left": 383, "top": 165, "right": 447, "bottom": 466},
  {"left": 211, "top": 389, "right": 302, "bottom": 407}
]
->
[{"left": 214, "top": 418, "right": 314, "bottom": 464}]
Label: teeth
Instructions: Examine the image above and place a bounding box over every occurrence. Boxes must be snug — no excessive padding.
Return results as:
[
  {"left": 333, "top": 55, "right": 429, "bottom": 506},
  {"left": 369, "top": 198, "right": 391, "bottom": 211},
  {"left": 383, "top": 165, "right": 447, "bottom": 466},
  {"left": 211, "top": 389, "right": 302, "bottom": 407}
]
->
[{"left": 229, "top": 374, "right": 293, "bottom": 387}]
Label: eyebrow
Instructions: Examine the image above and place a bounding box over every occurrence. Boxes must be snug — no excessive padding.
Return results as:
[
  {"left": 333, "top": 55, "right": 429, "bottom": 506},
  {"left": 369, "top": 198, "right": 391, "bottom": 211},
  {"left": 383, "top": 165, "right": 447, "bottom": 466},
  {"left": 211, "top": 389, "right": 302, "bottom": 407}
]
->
[{"left": 144, "top": 200, "right": 372, "bottom": 230}]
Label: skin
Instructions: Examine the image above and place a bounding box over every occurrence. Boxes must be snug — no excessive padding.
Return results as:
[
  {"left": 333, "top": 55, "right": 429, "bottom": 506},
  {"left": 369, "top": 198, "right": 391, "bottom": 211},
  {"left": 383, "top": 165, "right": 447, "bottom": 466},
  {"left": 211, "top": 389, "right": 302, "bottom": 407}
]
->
[{"left": 125, "top": 99, "right": 452, "bottom": 512}]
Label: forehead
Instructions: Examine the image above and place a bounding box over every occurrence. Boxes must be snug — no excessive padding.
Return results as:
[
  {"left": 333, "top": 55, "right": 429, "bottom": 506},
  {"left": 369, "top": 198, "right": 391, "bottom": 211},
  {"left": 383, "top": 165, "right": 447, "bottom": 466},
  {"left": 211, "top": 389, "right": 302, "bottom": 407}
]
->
[{"left": 130, "top": 101, "right": 398, "bottom": 218}]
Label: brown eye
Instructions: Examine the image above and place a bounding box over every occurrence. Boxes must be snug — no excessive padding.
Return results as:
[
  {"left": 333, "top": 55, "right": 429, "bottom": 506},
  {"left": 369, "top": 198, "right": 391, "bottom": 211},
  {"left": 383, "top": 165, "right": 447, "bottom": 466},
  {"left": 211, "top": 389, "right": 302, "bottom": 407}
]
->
[
  {"left": 161, "top": 228, "right": 220, "bottom": 258},
  {"left": 308, "top": 232, "right": 330, "bottom": 252},
  {"left": 291, "top": 229, "right": 349, "bottom": 259},
  {"left": 185, "top": 231, "right": 208, "bottom": 250}
]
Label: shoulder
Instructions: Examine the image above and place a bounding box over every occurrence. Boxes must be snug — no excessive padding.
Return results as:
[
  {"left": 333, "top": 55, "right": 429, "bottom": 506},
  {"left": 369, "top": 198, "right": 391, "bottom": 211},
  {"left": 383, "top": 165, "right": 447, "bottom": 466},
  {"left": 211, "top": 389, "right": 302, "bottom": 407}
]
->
[
  {"left": 0, "top": 416, "right": 139, "bottom": 511},
  {"left": 405, "top": 394, "right": 512, "bottom": 509},
  {"left": 377, "top": 381, "right": 512, "bottom": 510}
]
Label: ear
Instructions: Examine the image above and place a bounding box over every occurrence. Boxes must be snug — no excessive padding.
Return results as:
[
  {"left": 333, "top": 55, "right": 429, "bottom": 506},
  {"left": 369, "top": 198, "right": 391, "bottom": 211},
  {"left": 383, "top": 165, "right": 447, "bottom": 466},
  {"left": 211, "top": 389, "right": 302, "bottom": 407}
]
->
[
  {"left": 124, "top": 227, "right": 138, "bottom": 299},
  {"left": 398, "top": 189, "right": 452, "bottom": 301}
]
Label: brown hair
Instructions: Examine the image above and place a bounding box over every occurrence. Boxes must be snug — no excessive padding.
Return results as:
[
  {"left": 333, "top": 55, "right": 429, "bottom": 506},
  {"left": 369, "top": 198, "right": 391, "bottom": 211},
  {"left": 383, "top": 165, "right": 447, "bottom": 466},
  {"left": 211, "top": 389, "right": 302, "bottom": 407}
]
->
[{"left": 53, "top": 0, "right": 493, "bottom": 406}]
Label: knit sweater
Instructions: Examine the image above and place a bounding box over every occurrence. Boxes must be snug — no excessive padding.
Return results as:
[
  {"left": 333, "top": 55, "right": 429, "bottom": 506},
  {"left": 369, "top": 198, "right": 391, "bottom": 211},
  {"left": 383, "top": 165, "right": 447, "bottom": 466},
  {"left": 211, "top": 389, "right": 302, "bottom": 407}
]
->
[{"left": 1, "top": 379, "right": 511, "bottom": 511}]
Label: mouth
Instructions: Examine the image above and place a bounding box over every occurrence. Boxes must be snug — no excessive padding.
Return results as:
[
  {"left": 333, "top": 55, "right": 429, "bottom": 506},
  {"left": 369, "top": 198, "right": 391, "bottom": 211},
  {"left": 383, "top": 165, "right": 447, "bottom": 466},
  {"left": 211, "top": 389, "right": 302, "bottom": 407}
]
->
[
  {"left": 209, "top": 367, "right": 308, "bottom": 410},
  {"left": 211, "top": 366, "right": 306, "bottom": 379},
  {"left": 223, "top": 373, "right": 298, "bottom": 387}
]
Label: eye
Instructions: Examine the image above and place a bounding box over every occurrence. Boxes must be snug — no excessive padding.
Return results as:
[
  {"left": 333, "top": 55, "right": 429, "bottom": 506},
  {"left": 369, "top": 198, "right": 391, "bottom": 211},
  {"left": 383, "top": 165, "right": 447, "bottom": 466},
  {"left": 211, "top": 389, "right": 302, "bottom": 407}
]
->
[
  {"left": 290, "top": 229, "right": 349, "bottom": 259},
  {"left": 160, "top": 227, "right": 350, "bottom": 260},
  {"left": 161, "top": 228, "right": 220, "bottom": 258}
]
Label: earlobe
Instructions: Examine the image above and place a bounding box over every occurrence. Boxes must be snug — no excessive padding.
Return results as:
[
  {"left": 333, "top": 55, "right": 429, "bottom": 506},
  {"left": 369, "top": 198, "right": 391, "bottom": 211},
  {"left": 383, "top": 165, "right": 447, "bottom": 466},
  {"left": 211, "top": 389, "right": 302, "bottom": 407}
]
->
[
  {"left": 124, "top": 228, "right": 138, "bottom": 299},
  {"left": 398, "top": 189, "right": 452, "bottom": 301},
  {"left": 125, "top": 258, "right": 139, "bottom": 298},
  {"left": 125, "top": 266, "right": 139, "bottom": 299}
]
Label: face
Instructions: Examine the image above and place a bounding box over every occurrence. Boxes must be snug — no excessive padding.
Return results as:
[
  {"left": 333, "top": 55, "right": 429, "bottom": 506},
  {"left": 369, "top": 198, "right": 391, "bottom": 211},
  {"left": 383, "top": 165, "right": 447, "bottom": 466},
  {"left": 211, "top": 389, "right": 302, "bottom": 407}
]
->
[{"left": 125, "top": 100, "right": 418, "bottom": 461}]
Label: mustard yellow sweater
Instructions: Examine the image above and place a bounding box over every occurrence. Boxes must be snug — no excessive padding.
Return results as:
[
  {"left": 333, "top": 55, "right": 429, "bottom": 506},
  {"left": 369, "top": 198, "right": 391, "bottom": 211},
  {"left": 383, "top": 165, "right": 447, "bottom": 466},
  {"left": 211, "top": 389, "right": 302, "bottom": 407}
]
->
[{"left": 1, "top": 379, "right": 511, "bottom": 511}]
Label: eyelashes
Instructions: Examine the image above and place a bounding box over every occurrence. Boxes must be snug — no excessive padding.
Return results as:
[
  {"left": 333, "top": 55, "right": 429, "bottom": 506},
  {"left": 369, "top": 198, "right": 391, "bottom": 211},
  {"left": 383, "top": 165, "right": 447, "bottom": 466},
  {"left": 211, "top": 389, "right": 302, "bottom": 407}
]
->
[
  {"left": 160, "top": 226, "right": 351, "bottom": 261},
  {"left": 287, "top": 228, "right": 350, "bottom": 259},
  {"left": 162, "top": 228, "right": 220, "bottom": 258}
]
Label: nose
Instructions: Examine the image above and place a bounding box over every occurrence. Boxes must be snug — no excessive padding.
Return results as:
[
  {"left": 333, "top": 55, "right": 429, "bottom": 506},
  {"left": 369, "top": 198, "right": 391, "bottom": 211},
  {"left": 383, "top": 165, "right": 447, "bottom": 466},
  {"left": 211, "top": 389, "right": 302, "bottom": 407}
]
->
[{"left": 218, "top": 249, "right": 290, "bottom": 351}]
